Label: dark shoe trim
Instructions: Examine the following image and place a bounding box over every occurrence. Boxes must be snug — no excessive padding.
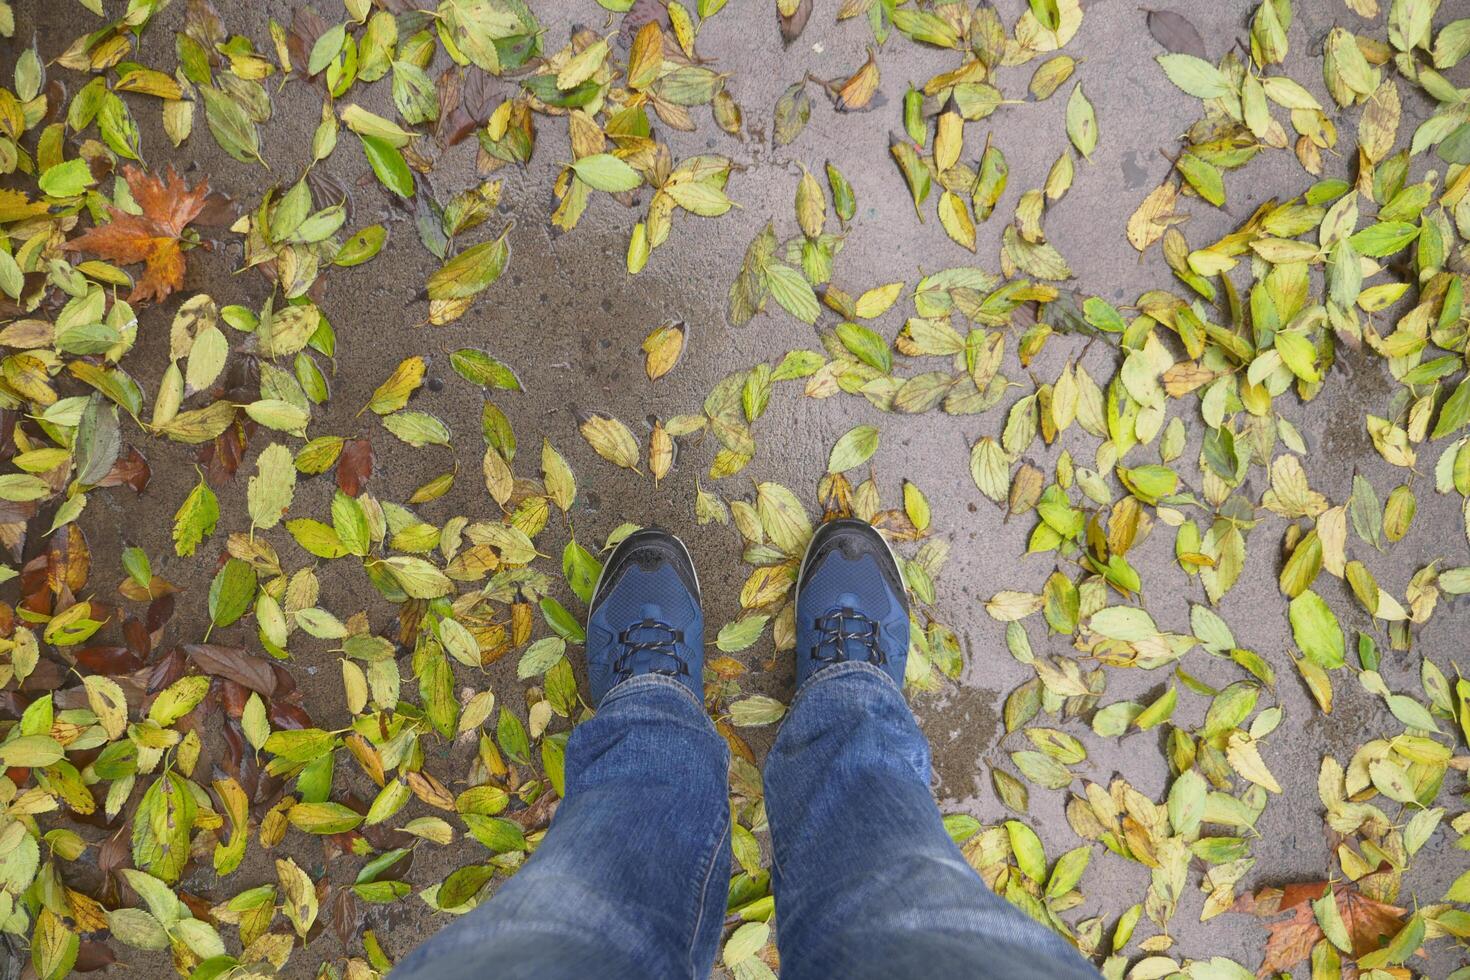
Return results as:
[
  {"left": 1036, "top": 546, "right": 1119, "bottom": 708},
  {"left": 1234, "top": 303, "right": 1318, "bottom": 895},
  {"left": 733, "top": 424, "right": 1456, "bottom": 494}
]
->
[
  {"left": 588, "top": 528, "right": 701, "bottom": 620},
  {"left": 795, "top": 518, "right": 908, "bottom": 612}
]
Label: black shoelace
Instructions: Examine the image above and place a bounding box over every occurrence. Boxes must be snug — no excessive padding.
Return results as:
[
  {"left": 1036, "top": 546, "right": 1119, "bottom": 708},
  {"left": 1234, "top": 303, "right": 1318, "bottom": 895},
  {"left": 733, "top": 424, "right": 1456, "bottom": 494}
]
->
[
  {"left": 810, "top": 607, "right": 887, "bottom": 667},
  {"left": 613, "top": 618, "right": 689, "bottom": 681}
]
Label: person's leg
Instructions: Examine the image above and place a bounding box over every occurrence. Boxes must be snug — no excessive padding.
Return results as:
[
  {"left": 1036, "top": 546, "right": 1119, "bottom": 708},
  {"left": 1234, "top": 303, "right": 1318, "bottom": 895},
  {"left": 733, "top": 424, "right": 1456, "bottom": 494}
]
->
[
  {"left": 764, "top": 519, "right": 1097, "bottom": 980},
  {"left": 765, "top": 662, "right": 1097, "bottom": 979},
  {"left": 392, "top": 530, "right": 729, "bottom": 980}
]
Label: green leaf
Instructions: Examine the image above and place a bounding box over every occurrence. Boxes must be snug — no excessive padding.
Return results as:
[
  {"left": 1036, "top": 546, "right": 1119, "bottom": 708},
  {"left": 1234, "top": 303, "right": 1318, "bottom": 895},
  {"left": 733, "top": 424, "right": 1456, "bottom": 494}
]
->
[
  {"left": 1176, "top": 151, "right": 1224, "bottom": 206},
  {"left": 836, "top": 320, "right": 891, "bottom": 372},
  {"left": 728, "top": 695, "right": 787, "bottom": 726},
  {"left": 308, "top": 23, "right": 347, "bottom": 76},
  {"left": 1289, "top": 590, "right": 1345, "bottom": 668},
  {"left": 173, "top": 477, "right": 219, "bottom": 557},
  {"left": 1045, "top": 845, "right": 1090, "bottom": 898},
  {"left": 38, "top": 159, "right": 95, "bottom": 198},
  {"left": 0, "top": 734, "right": 64, "bottom": 767},
  {"left": 765, "top": 263, "right": 819, "bottom": 324},
  {"left": 1167, "top": 769, "right": 1206, "bottom": 838},
  {"left": 1432, "top": 377, "right": 1470, "bottom": 439},
  {"left": 451, "top": 348, "right": 522, "bottom": 390},
  {"left": 247, "top": 443, "right": 296, "bottom": 530},
  {"left": 517, "top": 636, "right": 567, "bottom": 679},
  {"left": 1004, "top": 820, "right": 1046, "bottom": 882},
  {"left": 717, "top": 614, "right": 770, "bottom": 652},
  {"left": 200, "top": 85, "right": 263, "bottom": 165},
  {"left": 288, "top": 801, "right": 363, "bottom": 834},
  {"left": 208, "top": 559, "right": 257, "bottom": 629},
  {"left": 1156, "top": 54, "right": 1231, "bottom": 98},
  {"left": 570, "top": 153, "right": 643, "bottom": 192},
  {"left": 1347, "top": 221, "right": 1420, "bottom": 257},
  {"left": 428, "top": 233, "right": 510, "bottom": 300},
  {"left": 827, "top": 425, "right": 879, "bottom": 472},
  {"left": 334, "top": 224, "right": 388, "bottom": 266},
  {"left": 359, "top": 134, "right": 414, "bottom": 198},
  {"left": 1065, "top": 82, "right": 1097, "bottom": 159}
]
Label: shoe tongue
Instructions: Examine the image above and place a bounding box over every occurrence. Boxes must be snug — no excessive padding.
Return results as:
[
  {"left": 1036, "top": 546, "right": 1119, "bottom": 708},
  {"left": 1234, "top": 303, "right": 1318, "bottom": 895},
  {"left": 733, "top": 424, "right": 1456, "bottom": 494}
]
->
[{"left": 639, "top": 602, "right": 662, "bottom": 621}]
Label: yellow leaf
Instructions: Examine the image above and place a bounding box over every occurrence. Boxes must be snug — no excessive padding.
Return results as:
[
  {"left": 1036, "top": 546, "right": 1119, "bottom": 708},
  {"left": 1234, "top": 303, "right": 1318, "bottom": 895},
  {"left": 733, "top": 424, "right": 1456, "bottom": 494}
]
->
[
  {"left": 1226, "top": 731, "right": 1281, "bottom": 792},
  {"left": 938, "top": 191, "right": 976, "bottom": 251},
  {"left": 835, "top": 49, "right": 880, "bottom": 111},
  {"left": 482, "top": 446, "right": 513, "bottom": 506},
  {"left": 934, "top": 111, "right": 963, "bottom": 172},
  {"left": 796, "top": 167, "right": 826, "bottom": 238},
  {"left": 363, "top": 355, "right": 425, "bottom": 416},
  {"left": 854, "top": 281, "right": 904, "bottom": 318},
  {"left": 649, "top": 420, "right": 672, "bottom": 485},
  {"left": 578, "top": 412, "right": 641, "bottom": 470},
  {"left": 1127, "top": 182, "right": 1180, "bottom": 252},
  {"left": 556, "top": 37, "right": 608, "bottom": 91},
  {"left": 642, "top": 321, "right": 686, "bottom": 381},
  {"left": 84, "top": 675, "right": 128, "bottom": 740}
]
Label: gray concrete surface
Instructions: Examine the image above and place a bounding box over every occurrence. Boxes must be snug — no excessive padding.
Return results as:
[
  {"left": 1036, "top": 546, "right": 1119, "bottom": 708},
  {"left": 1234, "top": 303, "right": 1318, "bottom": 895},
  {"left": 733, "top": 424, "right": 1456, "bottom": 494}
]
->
[{"left": 10, "top": 0, "right": 1470, "bottom": 975}]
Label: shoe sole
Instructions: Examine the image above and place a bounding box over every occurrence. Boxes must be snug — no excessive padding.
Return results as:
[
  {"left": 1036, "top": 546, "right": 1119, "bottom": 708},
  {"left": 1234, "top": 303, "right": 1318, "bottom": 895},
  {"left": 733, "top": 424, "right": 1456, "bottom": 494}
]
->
[{"left": 588, "top": 527, "right": 702, "bottom": 626}]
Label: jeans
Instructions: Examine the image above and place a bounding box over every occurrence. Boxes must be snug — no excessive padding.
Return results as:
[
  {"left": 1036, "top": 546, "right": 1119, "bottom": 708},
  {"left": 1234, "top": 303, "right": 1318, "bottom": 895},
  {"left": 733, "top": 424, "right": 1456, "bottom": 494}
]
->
[{"left": 391, "top": 661, "right": 1098, "bottom": 979}]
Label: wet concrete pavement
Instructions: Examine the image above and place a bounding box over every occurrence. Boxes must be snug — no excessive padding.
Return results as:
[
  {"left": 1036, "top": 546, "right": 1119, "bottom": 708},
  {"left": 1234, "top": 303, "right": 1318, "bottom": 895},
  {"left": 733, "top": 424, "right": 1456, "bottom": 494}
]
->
[{"left": 13, "top": 0, "right": 1470, "bottom": 974}]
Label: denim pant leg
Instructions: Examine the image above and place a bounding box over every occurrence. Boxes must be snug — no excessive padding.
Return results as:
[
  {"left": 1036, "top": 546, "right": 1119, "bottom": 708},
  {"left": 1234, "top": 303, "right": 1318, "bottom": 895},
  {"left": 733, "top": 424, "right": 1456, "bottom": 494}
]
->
[
  {"left": 391, "top": 674, "right": 731, "bottom": 980},
  {"left": 763, "top": 661, "right": 1098, "bottom": 980}
]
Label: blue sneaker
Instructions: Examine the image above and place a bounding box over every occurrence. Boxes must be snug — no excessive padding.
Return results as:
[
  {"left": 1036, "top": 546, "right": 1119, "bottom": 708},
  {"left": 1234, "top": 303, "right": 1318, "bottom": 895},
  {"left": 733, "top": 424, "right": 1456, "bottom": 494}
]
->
[
  {"left": 795, "top": 518, "right": 909, "bottom": 689},
  {"left": 585, "top": 528, "right": 704, "bottom": 706}
]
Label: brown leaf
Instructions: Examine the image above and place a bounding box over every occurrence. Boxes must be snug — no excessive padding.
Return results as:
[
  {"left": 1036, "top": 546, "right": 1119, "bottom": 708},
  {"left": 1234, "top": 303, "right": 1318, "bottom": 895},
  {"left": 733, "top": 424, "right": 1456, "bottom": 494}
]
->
[
  {"left": 286, "top": 5, "right": 332, "bottom": 78},
  {"left": 75, "top": 646, "right": 144, "bottom": 676},
  {"left": 63, "top": 166, "right": 213, "bottom": 304},
  {"left": 123, "top": 616, "right": 151, "bottom": 659},
  {"left": 268, "top": 700, "right": 313, "bottom": 730},
  {"left": 331, "top": 887, "right": 360, "bottom": 949},
  {"left": 95, "top": 446, "right": 152, "bottom": 492},
  {"left": 619, "top": 0, "right": 670, "bottom": 48},
  {"left": 185, "top": 644, "right": 279, "bottom": 697},
  {"left": 1235, "top": 879, "right": 1407, "bottom": 974},
  {"left": 337, "top": 438, "right": 375, "bottom": 496},
  {"left": 1333, "top": 886, "right": 1406, "bottom": 959},
  {"left": 199, "top": 418, "right": 248, "bottom": 484},
  {"left": 1146, "top": 9, "right": 1207, "bottom": 58},
  {"left": 779, "top": 0, "right": 812, "bottom": 44},
  {"left": 436, "top": 65, "right": 503, "bottom": 149},
  {"left": 73, "top": 940, "right": 118, "bottom": 972},
  {"left": 147, "top": 593, "right": 176, "bottom": 636},
  {"left": 1256, "top": 903, "right": 1321, "bottom": 975},
  {"left": 146, "top": 647, "right": 187, "bottom": 695}
]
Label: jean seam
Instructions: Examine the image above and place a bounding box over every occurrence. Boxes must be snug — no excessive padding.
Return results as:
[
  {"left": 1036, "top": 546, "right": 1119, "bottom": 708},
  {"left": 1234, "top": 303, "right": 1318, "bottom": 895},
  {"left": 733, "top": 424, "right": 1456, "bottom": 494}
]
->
[
  {"left": 686, "top": 812, "right": 730, "bottom": 977},
  {"left": 768, "top": 659, "right": 908, "bottom": 956},
  {"left": 600, "top": 671, "right": 726, "bottom": 978}
]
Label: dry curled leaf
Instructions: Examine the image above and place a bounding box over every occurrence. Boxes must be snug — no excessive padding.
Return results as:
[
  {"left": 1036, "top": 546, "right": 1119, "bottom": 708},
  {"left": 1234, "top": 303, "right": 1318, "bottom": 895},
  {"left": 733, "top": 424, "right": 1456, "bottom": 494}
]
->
[{"left": 834, "top": 49, "right": 880, "bottom": 111}]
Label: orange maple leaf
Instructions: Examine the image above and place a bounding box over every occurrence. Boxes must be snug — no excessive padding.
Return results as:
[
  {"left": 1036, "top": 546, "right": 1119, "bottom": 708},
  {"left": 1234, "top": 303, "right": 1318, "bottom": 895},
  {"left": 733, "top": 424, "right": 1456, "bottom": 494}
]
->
[
  {"left": 1235, "top": 878, "right": 1408, "bottom": 976},
  {"left": 64, "top": 165, "right": 212, "bottom": 304}
]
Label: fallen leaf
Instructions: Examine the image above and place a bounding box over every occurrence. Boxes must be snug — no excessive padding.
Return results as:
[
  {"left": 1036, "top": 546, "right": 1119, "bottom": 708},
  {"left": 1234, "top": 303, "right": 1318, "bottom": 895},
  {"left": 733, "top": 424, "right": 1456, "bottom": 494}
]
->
[{"left": 64, "top": 165, "right": 216, "bottom": 303}]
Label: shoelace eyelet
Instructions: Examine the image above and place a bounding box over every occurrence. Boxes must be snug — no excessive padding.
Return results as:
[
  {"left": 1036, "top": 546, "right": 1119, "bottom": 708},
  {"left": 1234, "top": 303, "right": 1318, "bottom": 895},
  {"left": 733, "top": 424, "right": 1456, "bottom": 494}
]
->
[
  {"left": 613, "top": 618, "right": 688, "bottom": 680},
  {"left": 809, "top": 607, "right": 886, "bottom": 667}
]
